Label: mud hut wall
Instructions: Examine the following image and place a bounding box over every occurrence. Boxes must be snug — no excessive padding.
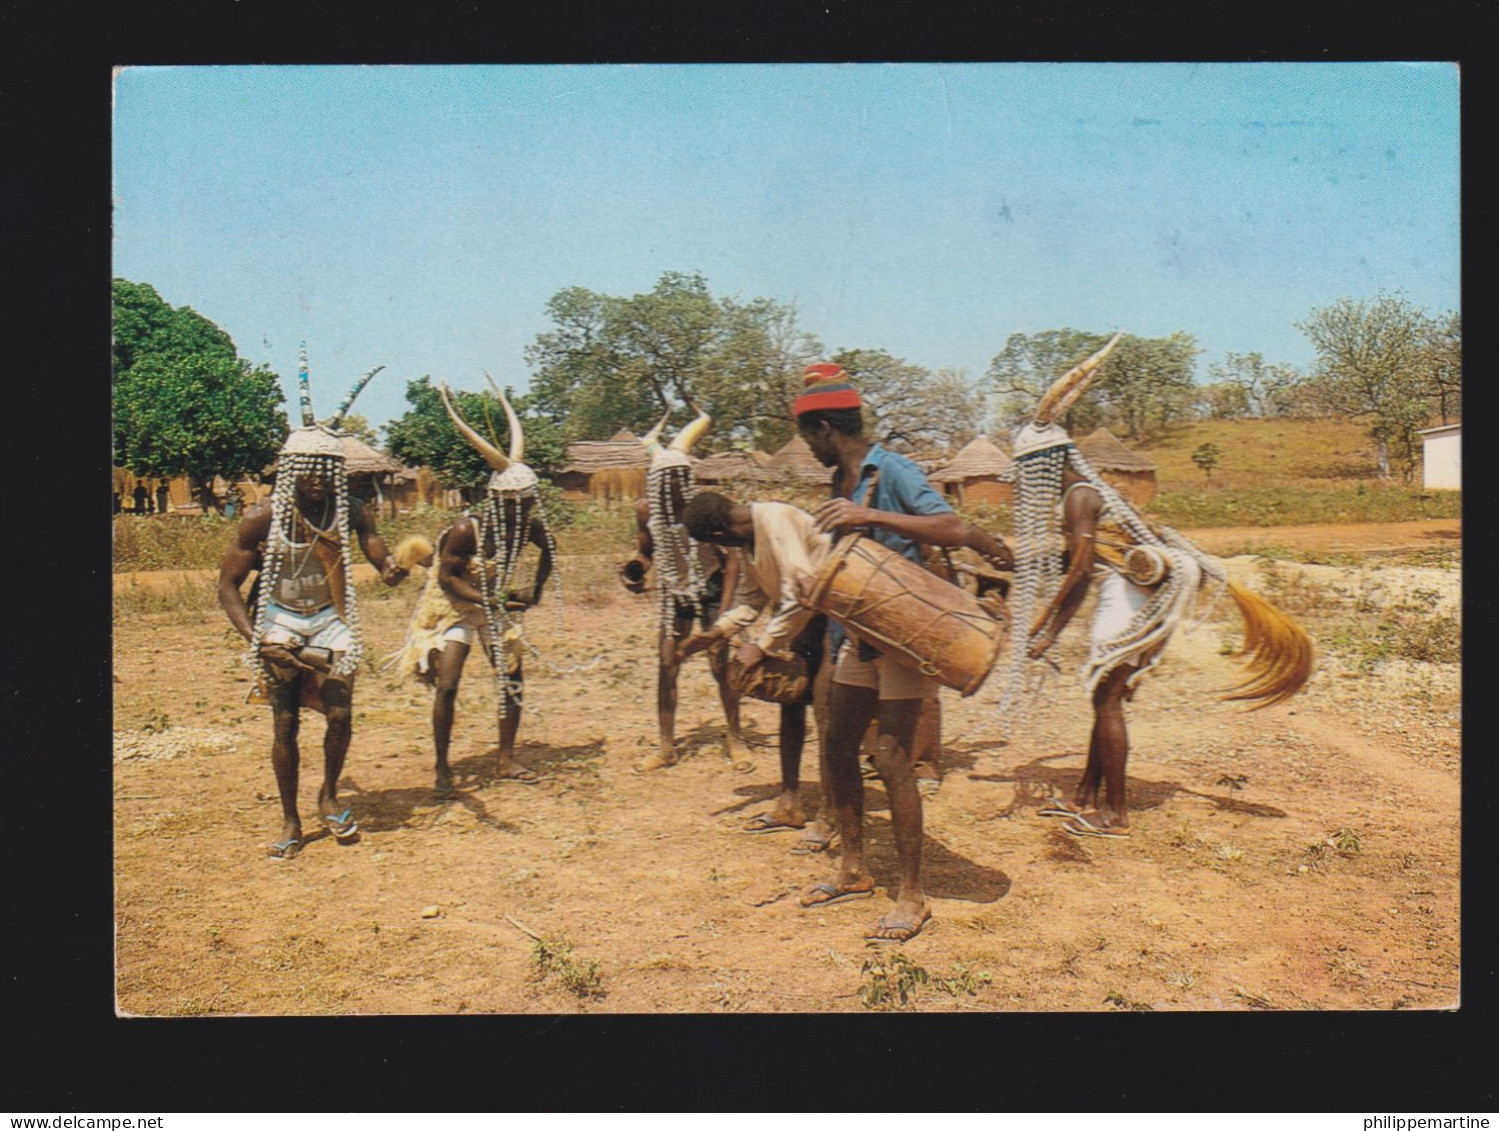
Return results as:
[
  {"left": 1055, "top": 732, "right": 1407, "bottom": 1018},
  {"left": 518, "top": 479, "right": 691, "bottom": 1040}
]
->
[
  {"left": 1100, "top": 470, "right": 1156, "bottom": 506},
  {"left": 960, "top": 477, "right": 1012, "bottom": 507},
  {"left": 589, "top": 466, "right": 647, "bottom": 503}
]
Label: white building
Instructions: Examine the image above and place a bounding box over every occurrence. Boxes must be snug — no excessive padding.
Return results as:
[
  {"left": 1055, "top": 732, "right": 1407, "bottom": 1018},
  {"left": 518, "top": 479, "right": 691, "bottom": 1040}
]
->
[{"left": 1417, "top": 423, "right": 1461, "bottom": 490}]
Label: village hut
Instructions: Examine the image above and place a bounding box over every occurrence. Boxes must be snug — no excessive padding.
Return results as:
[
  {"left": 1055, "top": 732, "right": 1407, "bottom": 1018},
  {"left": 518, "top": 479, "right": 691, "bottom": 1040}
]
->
[
  {"left": 692, "top": 450, "right": 778, "bottom": 487},
  {"left": 766, "top": 436, "right": 834, "bottom": 485},
  {"left": 555, "top": 434, "right": 655, "bottom": 502},
  {"left": 929, "top": 436, "right": 1014, "bottom": 507},
  {"left": 1075, "top": 427, "right": 1158, "bottom": 505}
]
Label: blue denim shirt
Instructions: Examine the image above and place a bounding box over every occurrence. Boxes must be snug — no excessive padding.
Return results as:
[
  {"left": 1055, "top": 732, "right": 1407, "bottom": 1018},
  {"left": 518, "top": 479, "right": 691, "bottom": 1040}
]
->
[{"left": 828, "top": 443, "right": 954, "bottom": 658}]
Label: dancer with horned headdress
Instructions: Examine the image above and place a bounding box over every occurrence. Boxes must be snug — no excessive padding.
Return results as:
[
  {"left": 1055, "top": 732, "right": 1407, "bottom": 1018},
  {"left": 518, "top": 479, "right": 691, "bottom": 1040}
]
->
[
  {"left": 617, "top": 407, "right": 746, "bottom": 773},
  {"left": 218, "top": 347, "right": 408, "bottom": 860},
  {"left": 999, "top": 334, "right": 1315, "bottom": 839},
  {"left": 388, "top": 376, "right": 559, "bottom": 799}
]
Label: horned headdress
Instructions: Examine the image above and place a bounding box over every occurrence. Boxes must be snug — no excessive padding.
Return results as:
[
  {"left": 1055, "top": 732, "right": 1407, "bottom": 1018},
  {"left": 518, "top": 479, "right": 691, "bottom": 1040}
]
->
[
  {"left": 437, "top": 375, "right": 564, "bottom": 718},
  {"left": 995, "top": 333, "right": 1310, "bottom": 725},
  {"left": 245, "top": 345, "right": 386, "bottom": 682},
  {"left": 642, "top": 403, "right": 712, "bottom": 630}
]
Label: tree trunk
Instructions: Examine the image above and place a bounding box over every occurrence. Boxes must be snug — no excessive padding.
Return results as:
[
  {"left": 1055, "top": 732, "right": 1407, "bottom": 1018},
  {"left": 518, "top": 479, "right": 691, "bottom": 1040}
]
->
[{"left": 1375, "top": 438, "right": 1392, "bottom": 479}]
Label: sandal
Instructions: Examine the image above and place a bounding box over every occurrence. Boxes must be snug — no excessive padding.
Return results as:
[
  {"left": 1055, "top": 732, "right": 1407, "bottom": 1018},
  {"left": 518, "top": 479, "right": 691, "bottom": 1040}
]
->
[
  {"left": 268, "top": 837, "right": 302, "bottom": 860},
  {"left": 743, "top": 813, "right": 807, "bottom": 834},
  {"left": 866, "top": 905, "right": 932, "bottom": 945},
  {"left": 791, "top": 829, "right": 836, "bottom": 855},
  {"left": 799, "top": 880, "right": 875, "bottom": 908},
  {"left": 321, "top": 807, "right": 359, "bottom": 841},
  {"left": 1061, "top": 814, "right": 1131, "bottom": 840}
]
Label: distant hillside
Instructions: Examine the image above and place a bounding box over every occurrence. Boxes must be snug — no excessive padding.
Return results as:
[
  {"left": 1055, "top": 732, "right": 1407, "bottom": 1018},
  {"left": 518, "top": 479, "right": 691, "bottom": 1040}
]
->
[{"left": 1137, "top": 417, "right": 1393, "bottom": 491}]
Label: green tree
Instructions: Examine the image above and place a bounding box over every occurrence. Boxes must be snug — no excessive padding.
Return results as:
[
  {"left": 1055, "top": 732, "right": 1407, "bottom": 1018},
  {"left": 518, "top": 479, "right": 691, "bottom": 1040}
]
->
[
  {"left": 1422, "top": 311, "right": 1461, "bottom": 425},
  {"left": 112, "top": 278, "right": 237, "bottom": 383},
  {"left": 831, "top": 349, "right": 983, "bottom": 453},
  {"left": 1191, "top": 442, "right": 1222, "bottom": 482},
  {"left": 989, "top": 329, "right": 1199, "bottom": 439},
  {"left": 385, "top": 377, "right": 567, "bottom": 494},
  {"left": 338, "top": 413, "right": 382, "bottom": 449},
  {"left": 1296, "top": 293, "right": 1434, "bottom": 479},
  {"left": 1094, "top": 332, "right": 1200, "bottom": 440},
  {"left": 114, "top": 354, "right": 288, "bottom": 510},
  {"left": 987, "top": 328, "right": 1113, "bottom": 431},
  {"left": 1205, "top": 352, "right": 1306, "bottom": 418},
  {"left": 525, "top": 271, "right": 822, "bottom": 451}
]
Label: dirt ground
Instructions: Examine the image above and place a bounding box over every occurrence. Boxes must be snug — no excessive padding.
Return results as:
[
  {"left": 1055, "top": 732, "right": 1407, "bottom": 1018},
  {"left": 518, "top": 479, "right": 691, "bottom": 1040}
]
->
[{"left": 112, "top": 519, "right": 1460, "bottom": 1014}]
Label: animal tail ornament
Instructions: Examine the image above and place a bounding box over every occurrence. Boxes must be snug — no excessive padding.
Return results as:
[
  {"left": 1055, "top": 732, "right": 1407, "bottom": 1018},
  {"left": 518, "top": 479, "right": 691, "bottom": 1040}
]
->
[{"left": 1218, "top": 581, "right": 1314, "bottom": 709}]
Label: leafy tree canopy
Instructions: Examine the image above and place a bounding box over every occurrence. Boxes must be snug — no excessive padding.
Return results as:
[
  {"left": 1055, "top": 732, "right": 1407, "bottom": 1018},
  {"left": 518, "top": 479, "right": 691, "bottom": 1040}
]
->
[
  {"left": 1296, "top": 292, "right": 1451, "bottom": 479},
  {"left": 338, "top": 413, "right": 382, "bottom": 449},
  {"left": 112, "top": 278, "right": 237, "bottom": 382},
  {"left": 830, "top": 349, "right": 984, "bottom": 453},
  {"left": 385, "top": 376, "right": 568, "bottom": 491},
  {"left": 524, "top": 271, "right": 821, "bottom": 452},
  {"left": 114, "top": 354, "right": 288, "bottom": 488},
  {"left": 988, "top": 329, "right": 1199, "bottom": 440}
]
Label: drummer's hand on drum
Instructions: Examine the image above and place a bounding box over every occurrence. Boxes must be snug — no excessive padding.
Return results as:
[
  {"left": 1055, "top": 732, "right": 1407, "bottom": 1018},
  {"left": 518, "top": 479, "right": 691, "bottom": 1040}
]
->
[
  {"left": 813, "top": 497, "right": 876, "bottom": 535},
  {"left": 734, "top": 641, "right": 766, "bottom": 672}
]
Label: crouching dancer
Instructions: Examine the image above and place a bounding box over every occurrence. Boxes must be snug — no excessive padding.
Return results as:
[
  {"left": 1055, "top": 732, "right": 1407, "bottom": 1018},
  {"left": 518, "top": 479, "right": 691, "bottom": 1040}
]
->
[
  {"left": 388, "top": 377, "right": 557, "bottom": 798},
  {"left": 618, "top": 409, "right": 746, "bottom": 773},
  {"left": 677, "top": 491, "right": 832, "bottom": 835},
  {"left": 218, "top": 349, "right": 406, "bottom": 859}
]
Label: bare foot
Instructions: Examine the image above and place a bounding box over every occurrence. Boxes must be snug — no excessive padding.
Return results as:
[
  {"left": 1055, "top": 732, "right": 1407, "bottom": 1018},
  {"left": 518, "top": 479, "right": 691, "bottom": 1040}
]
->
[
  {"left": 633, "top": 751, "right": 678, "bottom": 774},
  {"left": 495, "top": 759, "right": 540, "bottom": 785}
]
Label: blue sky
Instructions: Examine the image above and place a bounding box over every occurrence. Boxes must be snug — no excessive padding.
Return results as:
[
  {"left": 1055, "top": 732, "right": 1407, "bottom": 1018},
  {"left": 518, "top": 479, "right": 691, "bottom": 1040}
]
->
[{"left": 112, "top": 63, "right": 1461, "bottom": 432}]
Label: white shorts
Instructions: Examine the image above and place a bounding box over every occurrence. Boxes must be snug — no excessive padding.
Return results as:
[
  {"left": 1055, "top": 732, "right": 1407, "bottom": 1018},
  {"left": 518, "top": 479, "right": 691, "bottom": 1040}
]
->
[
  {"left": 440, "top": 619, "right": 524, "bottom": 675},
  {"left": 261, "top": 602, "right": 353, "bottom": 654},
  {"left": 1091, "top": 571, "right": 1151, "bottom": 668},
  {"left": 832, "top": 644, "right": 941, "bottom": 701}
]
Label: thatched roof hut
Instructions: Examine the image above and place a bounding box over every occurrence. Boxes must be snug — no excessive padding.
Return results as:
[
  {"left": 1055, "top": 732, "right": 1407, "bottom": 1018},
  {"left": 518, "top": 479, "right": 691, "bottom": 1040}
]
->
[
  {"left": 930, "top": 437, "right": 1014, "bottom": 507},
  {"left": 556, "top": 436, "right": 656, "bottom": 503},
  {"left": 766, "top": 436, "right": 834, "bottom": 484},
  {"left": 1075, "top": 427, "right": 1158, "bottom": 505},
  {"left": 693, "top": 450, "right": 778, "bottom": 485}
]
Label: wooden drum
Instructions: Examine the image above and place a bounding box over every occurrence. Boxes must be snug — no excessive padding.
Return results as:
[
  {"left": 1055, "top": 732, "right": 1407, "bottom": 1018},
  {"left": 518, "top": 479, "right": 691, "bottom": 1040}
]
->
[{"left": 805, "top": 535, "right": 1007, "bottom": 697}]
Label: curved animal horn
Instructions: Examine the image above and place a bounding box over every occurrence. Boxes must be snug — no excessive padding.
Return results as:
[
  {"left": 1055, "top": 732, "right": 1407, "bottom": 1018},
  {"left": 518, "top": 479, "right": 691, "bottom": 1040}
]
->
[
  {"left": 1035, "top": 332, "right": 1123, "bottom": 425},
  {"left": 483, "top": 371, "right": 525, "bottom": 464},
  {"left": 640, "top": 408, "right": 672, "bottom": 451},
  {"left": 669, "top": 407, "right": 713, "bottom": 453},
  {"left": 297, "top": 344, "right": 316, "bottom": 427},
  {"left": 328, "top": 365, "right": 386, "bottom": 428},
  {"left": 438, "top": 382, "right": 510, "bottom": 472}
]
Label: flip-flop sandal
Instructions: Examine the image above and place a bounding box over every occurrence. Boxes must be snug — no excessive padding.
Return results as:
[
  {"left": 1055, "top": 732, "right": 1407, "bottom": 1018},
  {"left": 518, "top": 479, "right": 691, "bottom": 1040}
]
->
[
  {"left": 322, "top": 808, "right": 359, "bottom": 840},
  {"left": 268, "top": 837, "right": 302, "bottom": 860},
  {"left": 1038, "top": 799, "right": 1085, "bottom": 819},
  {"left": 495, "top": 769, "right": 541, "bottom": 786},
  {"left": 866, "top": 908, "right": 932, "bottom": 945},
  {"left": 1061, "top": 815, "right": 1131, "bottom": 840},
  {"left": 798, "top": 882, "right": 876, "bottom": 908},
  {"left": 743, "top": 814, "right": 807, "bottom": 834},
  {"left": 791, "top": 831, "right": 836, "bottom": 855},
  {"left": 916, "top": 778, "right": 941, "bottom": 798}
]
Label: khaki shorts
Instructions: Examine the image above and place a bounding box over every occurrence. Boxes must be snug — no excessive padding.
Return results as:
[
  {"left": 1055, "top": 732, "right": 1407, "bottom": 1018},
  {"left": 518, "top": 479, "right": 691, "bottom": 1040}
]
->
[{"left": 832, "top": 644, "right": 941, "bottom": 701}]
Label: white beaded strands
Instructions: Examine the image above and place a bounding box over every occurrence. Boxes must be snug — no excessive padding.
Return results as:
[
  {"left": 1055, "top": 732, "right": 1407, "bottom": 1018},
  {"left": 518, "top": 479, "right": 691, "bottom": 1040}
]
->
[
  {"left": 646, "top": 461, "right": 705, "bottom": 633},
  {"left": 244, "top": 347, "right": 384, "bottom": 686}
]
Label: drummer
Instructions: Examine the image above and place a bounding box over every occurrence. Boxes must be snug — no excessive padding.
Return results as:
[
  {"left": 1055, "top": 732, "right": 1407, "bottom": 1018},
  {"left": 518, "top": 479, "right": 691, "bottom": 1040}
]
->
[
  {"left": 676, "top": 491, "right": 831, "bottom": 837},
  {"left": 790, "top": 362, "right": 970, "bottom": 946}
]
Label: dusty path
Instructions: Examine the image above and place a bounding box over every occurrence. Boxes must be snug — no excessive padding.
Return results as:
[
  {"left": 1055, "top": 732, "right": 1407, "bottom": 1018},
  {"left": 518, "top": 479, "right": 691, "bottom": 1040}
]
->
[
  {"left": 112, "top": 544, "right": 1460, "bottom": 1014},
  {"left": 1178, "top": 518, "right": 1459, "bottom": 555}
]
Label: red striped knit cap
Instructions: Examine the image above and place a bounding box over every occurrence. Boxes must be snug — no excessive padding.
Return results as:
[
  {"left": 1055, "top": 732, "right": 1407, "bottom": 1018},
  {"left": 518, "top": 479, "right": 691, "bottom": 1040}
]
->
[{"left": 793, "top": 362, "right": 864, "bottom": 417}]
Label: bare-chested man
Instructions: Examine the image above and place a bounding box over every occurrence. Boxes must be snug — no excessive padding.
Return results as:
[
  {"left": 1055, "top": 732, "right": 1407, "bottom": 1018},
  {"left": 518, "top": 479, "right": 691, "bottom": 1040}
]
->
[
  {"left": 217, "top": 351, "right": 405, "bottom": 859},
  {"left": 617, "top": 410, "right": 746, "bottom": 773},
  {"left": 389, "top": 380, "right": 556, "bottom": 798}
]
